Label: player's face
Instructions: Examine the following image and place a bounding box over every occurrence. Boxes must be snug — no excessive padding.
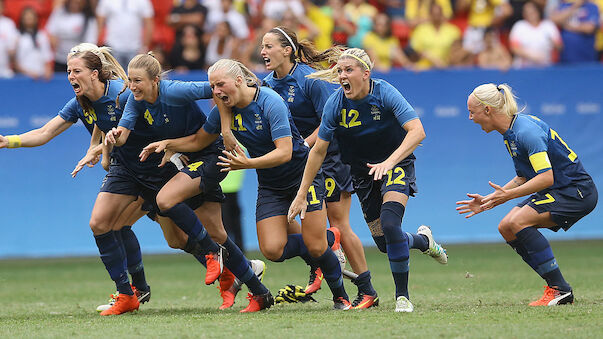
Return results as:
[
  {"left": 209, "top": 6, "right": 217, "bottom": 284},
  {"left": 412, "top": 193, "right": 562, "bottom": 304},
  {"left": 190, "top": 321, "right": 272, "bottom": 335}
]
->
[
  {"left": 261, "top": 33, "right": 288, "bottom": 71},
  {"left": 467, "top": 95, "right": 494, "bottom": 133},
  {"left": 209, "top": 68, "right": 241, "bottom": 107},
  {"left": 335, "top": 58, "right": 369, "bottom": 100},
  {"left": 128, "top": 68, "right": 157, "bottom": 102},
  {"left": 67, "top": 57, "right": 96, "bottom": 97}
]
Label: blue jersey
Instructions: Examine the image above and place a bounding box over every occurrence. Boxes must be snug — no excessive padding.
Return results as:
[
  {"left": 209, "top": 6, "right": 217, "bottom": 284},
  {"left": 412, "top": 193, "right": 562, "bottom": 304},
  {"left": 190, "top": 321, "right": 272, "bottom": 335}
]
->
[
  {"left": 58, "top": 79, "right": 129, "bottom": 134},
  {"left": 203, "top": 86, "right": 308, "bottom": 190},
  {"left": 503, "top": 114, "right": 591, "bottom": 191},
  {"left": 263, "top": 63, "right": 335, "bottom": 138},
  {"left": 318, "top": 78, "right": 418, "bottom": 175},
  {"left": 118, "top": 80, "right": 219, "bottom": 174}
]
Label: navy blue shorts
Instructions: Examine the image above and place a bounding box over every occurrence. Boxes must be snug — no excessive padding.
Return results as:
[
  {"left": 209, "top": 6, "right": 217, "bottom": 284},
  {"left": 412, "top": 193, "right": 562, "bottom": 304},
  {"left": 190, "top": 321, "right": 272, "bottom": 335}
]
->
[
  {"left": 517, "top": 179, "right": 598, "bottom": 231},
  {"left": 256, "top": 172, "right": 325, "bottom": 222},
  {"left": 100, "top": 159, "right": 171, "bottom": 206},
  {"left": 322, "top": 149, "right": 353, "bottom": 203},
  {"left": 180, "top": 153, "right": 227, "bottom": 204},
  {"left": 352, "top": 160, "right": 417, "bottom": 224}
]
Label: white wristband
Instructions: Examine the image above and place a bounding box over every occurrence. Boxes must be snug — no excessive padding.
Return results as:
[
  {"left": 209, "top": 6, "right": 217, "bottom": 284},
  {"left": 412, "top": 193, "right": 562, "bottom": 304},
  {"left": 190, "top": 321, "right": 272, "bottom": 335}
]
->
[{"left": 170, "top": 152, "right": 184, "bottom": 170}]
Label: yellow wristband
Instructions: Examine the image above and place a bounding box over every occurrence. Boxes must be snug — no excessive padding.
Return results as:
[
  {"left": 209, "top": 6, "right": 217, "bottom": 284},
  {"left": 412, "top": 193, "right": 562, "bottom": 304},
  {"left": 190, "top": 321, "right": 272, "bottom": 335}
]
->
[{"left": 6, "top": 135, "right": 21, "bottom": 148}]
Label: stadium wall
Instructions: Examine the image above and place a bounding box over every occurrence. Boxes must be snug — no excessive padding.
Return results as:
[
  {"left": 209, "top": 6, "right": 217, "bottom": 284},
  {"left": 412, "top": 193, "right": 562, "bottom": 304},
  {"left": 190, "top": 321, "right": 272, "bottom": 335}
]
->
[{"left": 1, "top": 65, "right": 601, "bottom": 257}]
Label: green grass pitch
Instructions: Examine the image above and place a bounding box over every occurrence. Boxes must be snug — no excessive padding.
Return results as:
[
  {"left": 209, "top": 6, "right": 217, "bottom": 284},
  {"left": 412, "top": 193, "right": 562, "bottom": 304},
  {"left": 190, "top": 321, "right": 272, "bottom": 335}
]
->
[{"left": 1, "top": 240, "right": 602, "bottom": 338}]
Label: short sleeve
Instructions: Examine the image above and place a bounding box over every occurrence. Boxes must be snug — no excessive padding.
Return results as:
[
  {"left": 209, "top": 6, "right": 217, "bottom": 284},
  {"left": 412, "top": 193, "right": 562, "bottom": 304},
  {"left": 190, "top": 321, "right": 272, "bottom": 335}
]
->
[
  {"left": 119, "top": 94, "right": 141, "bottom": 130},
  {"left": 317, "top": 93, "right": 340, "bottom": 142},
  {"left": 518, "top": 127, "right": 551, "bottom": 173},
  {"left": 306, "top": 77, "right": 332, "bottom": 120},
  {"left": 264, "top": 94, "right": 292, "bottom": 141},
  {"left": 162, "top": 81, "right": 212, "bottom": 105},
  {"left": 203, "top": 106, "right": 221, "bottom": 134},
  {"left": 58, "top": 98, "right": 81, "bottom": 123},
  {"left": 381, "top": 81, "right": 418, "bottom": 127}
]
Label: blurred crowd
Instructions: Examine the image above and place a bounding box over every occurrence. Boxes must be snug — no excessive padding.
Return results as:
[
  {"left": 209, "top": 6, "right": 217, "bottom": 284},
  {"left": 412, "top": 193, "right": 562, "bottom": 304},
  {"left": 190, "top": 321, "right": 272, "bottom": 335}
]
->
[{"left": 0, "top": 0, "right": 602, "bottom": 80}]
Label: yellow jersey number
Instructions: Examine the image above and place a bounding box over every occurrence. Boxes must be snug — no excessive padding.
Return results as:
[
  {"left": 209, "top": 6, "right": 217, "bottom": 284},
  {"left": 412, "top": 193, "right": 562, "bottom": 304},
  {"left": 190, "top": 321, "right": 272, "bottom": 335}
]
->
[
  {"left": 385, "top": 167, "right": 406, "bottom": 186},
  {"left": 231, "top": 113, "right": 247, "bottom": 131},
  {"left": 550, "top": 129, "right": 577, "bottom": 162},
  {"left": 187, "top": 161, "right": 203, "bottom": 171},
  {"left": 339, "top": 109, "right": 362, "bottom": 128}
]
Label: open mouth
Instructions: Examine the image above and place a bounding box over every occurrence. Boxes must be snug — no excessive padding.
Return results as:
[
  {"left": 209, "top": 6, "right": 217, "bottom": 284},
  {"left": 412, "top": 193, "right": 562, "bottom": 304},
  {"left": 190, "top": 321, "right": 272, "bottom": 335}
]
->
[
  {"left": 216, "top": 94, "right": 230, "bottom": 105},
  {"left": 71, "top": 82, "right": 81, "bottom": 94},
  {"left": 342, "top": 81, "right": 351, "bottom": 92},
  {"left": 263, "top": 57, "right": 272, "bottom": 67}
]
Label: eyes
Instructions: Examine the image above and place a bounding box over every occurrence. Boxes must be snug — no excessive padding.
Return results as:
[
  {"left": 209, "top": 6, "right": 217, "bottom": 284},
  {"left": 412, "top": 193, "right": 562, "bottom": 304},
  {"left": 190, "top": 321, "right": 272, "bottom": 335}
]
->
[{"left": 336, "top": 67, "right": 354, "bottom": 75}]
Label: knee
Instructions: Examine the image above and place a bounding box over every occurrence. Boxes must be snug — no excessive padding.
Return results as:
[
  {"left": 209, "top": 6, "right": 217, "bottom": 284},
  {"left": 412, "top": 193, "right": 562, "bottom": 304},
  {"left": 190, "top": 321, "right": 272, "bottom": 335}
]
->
[
  {"left": 89, "top": 217, "right": 111, "bottom": 235},
  {"left": 155, "top": 192, "right": 175, "bottom": 212},
  {"left": 498, "top": 219, "right": 517, "bottom": 239},
  {"left": 260, "top": 245, "right": 284, "bottom": 262},
  {"left": 306, "top": 243, "right": 327, "bottom": 258}
]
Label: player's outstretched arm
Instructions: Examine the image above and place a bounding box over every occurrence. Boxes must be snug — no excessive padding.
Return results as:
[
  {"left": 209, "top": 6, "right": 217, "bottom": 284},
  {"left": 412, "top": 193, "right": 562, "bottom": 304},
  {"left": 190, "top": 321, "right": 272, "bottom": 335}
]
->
[{"left": 0, "top": 116, "right": 73, "bottom": 149}]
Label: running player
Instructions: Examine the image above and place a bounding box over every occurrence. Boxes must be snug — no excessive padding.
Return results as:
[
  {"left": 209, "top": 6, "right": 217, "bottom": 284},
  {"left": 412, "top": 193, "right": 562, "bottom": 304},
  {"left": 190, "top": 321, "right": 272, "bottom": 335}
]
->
[
  {"left": 258, "top": 26, "right": 378, "bottom": 308},
  {"left": 288, "top": 48, "right": 446, "bottom": 312},
  {"left": 456, "top": 83, "right": 597, "bottom": 306},
  {"left": 141, "top": 59, "right": 352, "bottom": 310},
  {"left": 106, "top": 53, "right": 272, "bottom": 313}
]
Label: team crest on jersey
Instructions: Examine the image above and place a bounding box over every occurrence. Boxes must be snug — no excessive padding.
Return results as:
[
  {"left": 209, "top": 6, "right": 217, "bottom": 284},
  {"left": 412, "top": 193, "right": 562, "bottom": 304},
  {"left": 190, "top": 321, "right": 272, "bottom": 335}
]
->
[
  {"left": 370, "top": 105, "right": 381, "bottom": 121},
  {"left": 509, "top": 141, "right": 518, "bottom": 156},
  {"left": 287, "top": 85, "right": 295, "bottom": 103},
  {"left": 254, "top": 113, "right": 263, "bottom": 130},
  {"left": 107, "top": 105, "right": 117, "bottom": 122}
]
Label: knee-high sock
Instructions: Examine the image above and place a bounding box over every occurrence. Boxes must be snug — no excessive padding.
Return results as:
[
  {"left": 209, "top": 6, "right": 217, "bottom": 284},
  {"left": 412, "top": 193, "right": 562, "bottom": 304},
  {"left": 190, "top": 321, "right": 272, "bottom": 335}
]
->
[
  {"left": 352, "top": 271, "right": 377, "bottom": 296},
  {"left": 162, "top": 203, "right": 219, "bottom": 255},
  {"left": 120, "top": 226, "right": 148, "bottom": 291},
  {"left": 381, "top": 201, "right": 410, "bottom": 299},
  {"left": 183, "top": 237, "right": 207, "bottom": 266},
  {"left": 95, "top": 231, "right": 132, "bottom": 295},
  {"left": 405, "top": 232, "right": 429, "bottom": 252},
  {"left": 276, "top": 233, "right": 310, "bottom": 263},
  {"left": 313, "top": 248, "right": 348, "bottom": 300},
  {"left": 222, "top": 237, "right": 268, "bottom": 295},
  {"left": 515, "top": 227, "right": 570, "bottom": 290}
]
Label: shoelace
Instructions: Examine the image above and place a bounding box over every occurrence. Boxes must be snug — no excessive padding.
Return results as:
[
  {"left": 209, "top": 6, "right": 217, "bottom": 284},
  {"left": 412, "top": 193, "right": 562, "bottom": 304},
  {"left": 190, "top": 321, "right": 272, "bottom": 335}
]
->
[
  {"left": 539, "top": 286, "right": 557, "bottom": 301},
  {"left": 351, "top": 293, "right": 367, "bottom": 307},
  {"left": 308, "top": 267, "right": 319, "bottom": 284}
]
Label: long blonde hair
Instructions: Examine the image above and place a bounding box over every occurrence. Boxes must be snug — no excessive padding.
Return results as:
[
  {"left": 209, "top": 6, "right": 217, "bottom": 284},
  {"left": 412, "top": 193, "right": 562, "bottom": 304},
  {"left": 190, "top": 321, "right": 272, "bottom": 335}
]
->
[
  {"left": 471, "top": 83, "right": 518, "bottom": 118},
  {"left": 306, "top": 47, "right": 374, "bottom": 84}
]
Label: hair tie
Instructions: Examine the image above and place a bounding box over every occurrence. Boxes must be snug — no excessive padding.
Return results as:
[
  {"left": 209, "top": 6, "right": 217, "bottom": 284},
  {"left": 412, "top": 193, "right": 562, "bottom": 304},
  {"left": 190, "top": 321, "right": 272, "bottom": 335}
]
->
[{"left": 274, "top": 27, "right": 297, "bottom": 54}]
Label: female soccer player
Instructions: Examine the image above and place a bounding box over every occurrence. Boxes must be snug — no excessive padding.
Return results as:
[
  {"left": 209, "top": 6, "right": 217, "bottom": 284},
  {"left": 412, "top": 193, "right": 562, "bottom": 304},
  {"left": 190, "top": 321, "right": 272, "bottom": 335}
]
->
[
  {"left": 141, "top": 59, "right": 351, "bottom": 310},
  {"left": 288, "top": 48, "right": 447, "bottom": 312},
  {"left": 0, "top": 43, "right": 156, "bottom": 312},
  {"left": 257, "top": 26, "right": 378, "bottom": 308},
  {"left": 456, "top": 83, "right": 597, "bottom": 306},
  {"left": 105, "top": 53, "right": 272, "bottom": 313}
]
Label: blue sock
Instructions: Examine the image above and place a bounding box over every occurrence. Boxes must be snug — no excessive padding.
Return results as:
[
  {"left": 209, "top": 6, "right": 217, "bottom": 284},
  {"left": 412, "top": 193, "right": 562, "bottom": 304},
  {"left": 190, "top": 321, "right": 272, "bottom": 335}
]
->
[
  {"left": 515, "top": 227, "right": 570, "bottom": 291},
  {"left": 406, "top": 232, "right": 429, "bottom": 252},
  {"left": 222, "top": 237, "right": 268, "bottom": 295},
  {"left": 353, "top": 271, "right": 376, "bottom": 296},
  {"left": 326, "top": 229, "right": 335, "bottom": 247},
  {"left": 121, "top": 226, "right": 148, "bottom": 291},
  {"left": 276, "top": 233, "right": 310, "bottom": 262},
  {"left": 507, "top": 239, "right": 537, "bottom": 270},
  {"left": 183, "top": 237, "right": 207, "bottom": 267},
  {"left": 372, "top": 235, "right": 387, "bottom": 253},
  {"left": 381, "top": 201, "right": 410, "bottom": 299},
  {"left": 314, "top": 248, "right": 348, "bottom": 300},
  {"left": 162, "top": 203, "right": 219, "bottom": 254},
  {"left": 94, "top": 231, "right": 132, "bottom": 295}
]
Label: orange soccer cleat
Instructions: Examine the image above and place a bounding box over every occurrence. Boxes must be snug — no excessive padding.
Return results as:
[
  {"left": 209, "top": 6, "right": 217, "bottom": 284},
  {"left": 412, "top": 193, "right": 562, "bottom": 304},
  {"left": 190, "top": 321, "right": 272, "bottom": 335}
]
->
[
  {"left": 351, "top": 292, "right": 379, "bottom": 309},
  {"left": 99, "top": 293, "right": 139, "bottom": 316},
  {"left": 240, "top": 292, "right": 274, "bottom": 313},
  {"left": 205, "top": 249, "right": 224, "bottom": 285},
  {"left": 529, "top": 286, "right": 574, "bottom": 306}
]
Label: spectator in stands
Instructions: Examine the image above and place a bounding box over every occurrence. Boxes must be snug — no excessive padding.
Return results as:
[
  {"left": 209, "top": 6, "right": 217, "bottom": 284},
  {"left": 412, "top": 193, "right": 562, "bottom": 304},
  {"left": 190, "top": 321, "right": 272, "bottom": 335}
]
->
[
  {"left": 169, "top": 24, "right": 205, "bottom": 72},
  {"left": 409, "top": 1, "right": 462, "bottom": 70},
  {"left": 261, "top": 0, "right": 304, "bottom": 21},
  {"left": 15, "top": 6, "right": 53, "bottom": 80},
  {"left": 205, "top": 0, "right": 249, "bottom": 60},
  {"left": 509, "top": 1, "right": 561, "bottom": 68},
  {"left": 167, "top": 0, "right": 208, "bottom": 35},
  {"left": 477, "top": 27, "right": 512, "bottom": 69},
  {"left": 46, "top": 0, "right": 97, "bottom": 72},
  {"left": 326, "top": 0, "right": 355, "bottom": 46},
  {"left": 344, "top": 0, "right": 378, "bottom": 48},
  {"left": 551, "top": 0, "right": 600, "bottom": 63},
  {"left": 96, "top": 0, "right": 154, "bottom": 68},
  {"left": 448, "top": 39, "right": 476, "bottom": 67},
  {"left": 457, "top": 0, "right": 513, "bottom": 54},
  {"left": 406, "top": 0, "right": 454, "bottom": 29},
  {"left": 204, "top": 21, "right": 235, "bottom": 68},
  {"left": 239, "top": 16, "right": 278, "bottom": 72},
  {"left": 302, "top": 0, "right": 332, "bottom": 50},
  {"left": 0, "top": 0, "right": 18, "bottom": 78},
  {"left": 363, "top": 12, "right": 412, "bottom": 71},
  {"left": 279, "top": 8, "right": 319, "bottom": 43}
]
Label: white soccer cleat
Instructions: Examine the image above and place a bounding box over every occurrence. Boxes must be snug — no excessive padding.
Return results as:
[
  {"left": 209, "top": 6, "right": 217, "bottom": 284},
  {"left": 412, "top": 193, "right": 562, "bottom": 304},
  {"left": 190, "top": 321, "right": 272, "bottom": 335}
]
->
[
  {"left": 250, "top": 259, "right": 266, "bottom": 281},
  {"left": 417, "top": 225, "right": 448, "bottom": 264},
  {"left": 96, "top": 292, "right": 117, "bottom": 312},
  {"left": 395, "top": 296, "right": 414, "bottom": 313}
]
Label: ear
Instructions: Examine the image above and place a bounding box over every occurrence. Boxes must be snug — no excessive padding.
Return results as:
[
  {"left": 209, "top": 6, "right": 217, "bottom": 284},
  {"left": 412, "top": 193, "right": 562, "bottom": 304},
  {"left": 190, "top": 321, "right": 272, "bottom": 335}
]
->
[
  {"left": 284, "top": 46, "right": 293, "bottom": 57},
  {"left": 91, "top": 69, "right": 99, "bottom": 80},
  {"left": 235, "top": 75, "right": 243, "bottom": 87},
  {"left": 362, "top": 69, "right": 370, "bottom": 81}
]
